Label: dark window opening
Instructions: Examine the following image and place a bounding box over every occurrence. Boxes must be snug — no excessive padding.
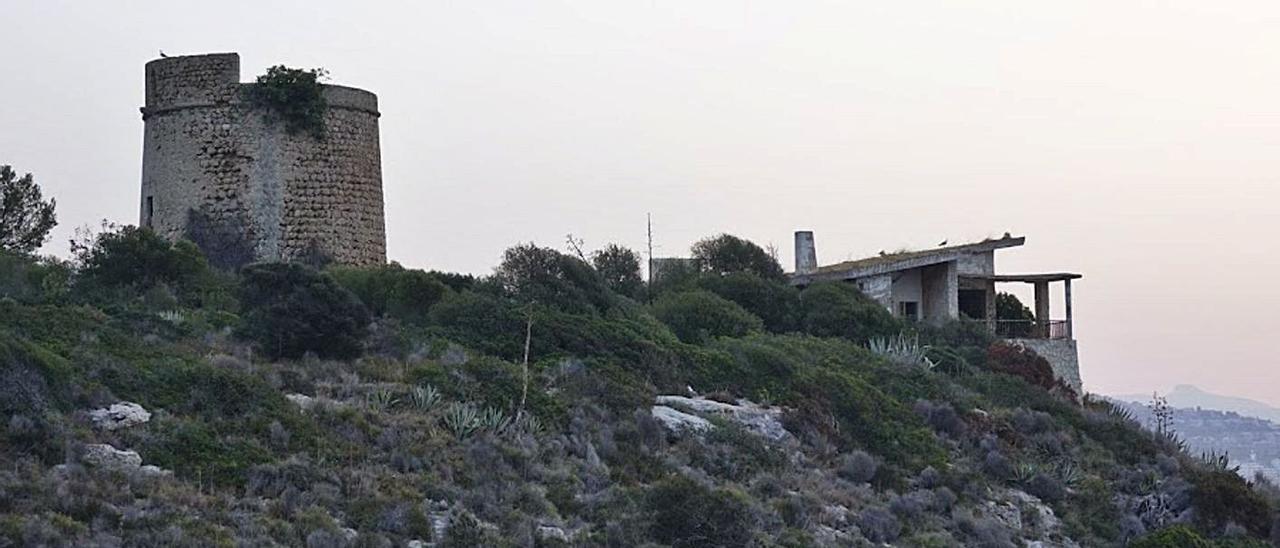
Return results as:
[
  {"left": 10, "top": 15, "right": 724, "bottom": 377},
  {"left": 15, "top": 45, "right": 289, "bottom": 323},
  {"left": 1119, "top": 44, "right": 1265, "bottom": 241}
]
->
[
  {"left": 898, "top": 301, "right": 919, "bottom": 321},
  {"left": 145, "top": 196, "right": 154, "bottom": 228},
  {"left": 958, "top": 289, "right": 987, "bottom": 319}
]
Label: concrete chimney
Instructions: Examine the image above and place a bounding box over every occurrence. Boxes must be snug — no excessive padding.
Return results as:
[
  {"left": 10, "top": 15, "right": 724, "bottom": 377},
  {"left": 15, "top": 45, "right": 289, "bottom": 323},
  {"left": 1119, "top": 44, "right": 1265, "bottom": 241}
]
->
[{"left": 795, "top": 231, "right": 817, "bottom": 274}]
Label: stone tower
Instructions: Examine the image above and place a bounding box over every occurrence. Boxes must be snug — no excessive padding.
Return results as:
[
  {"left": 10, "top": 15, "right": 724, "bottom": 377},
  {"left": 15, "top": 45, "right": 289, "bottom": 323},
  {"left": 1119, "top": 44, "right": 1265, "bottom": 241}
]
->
[{"left": 139, "top": 52, "right": 386, "bottom": 266}]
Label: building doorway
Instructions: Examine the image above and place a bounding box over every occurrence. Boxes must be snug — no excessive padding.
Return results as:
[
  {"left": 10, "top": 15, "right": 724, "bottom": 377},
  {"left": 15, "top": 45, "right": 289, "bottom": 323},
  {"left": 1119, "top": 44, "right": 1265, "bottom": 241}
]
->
[{"left": 958, "top": 289, "right": 987, "bottom": 320}]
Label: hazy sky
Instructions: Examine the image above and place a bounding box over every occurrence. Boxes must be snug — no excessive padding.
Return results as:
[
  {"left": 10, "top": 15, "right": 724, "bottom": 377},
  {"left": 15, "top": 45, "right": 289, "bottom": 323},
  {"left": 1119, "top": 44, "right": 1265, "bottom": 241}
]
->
[{"left": 4, "top": 1, "right": 1279, "bottom": 404}]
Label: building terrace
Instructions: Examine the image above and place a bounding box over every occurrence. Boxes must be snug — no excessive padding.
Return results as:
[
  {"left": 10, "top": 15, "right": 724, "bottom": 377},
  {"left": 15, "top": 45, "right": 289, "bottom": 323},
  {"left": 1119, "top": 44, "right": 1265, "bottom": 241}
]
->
[{"left": 789, "top": 231, "right": 1083, "bottom": 390}]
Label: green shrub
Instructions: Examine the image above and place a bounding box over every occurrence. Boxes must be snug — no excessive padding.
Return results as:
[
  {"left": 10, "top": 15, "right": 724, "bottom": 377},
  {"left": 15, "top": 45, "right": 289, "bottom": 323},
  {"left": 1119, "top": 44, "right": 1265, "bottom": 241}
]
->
[
  {"left": 237, "top": 263, "right": 370, "bottom": 359},
  {"left": 241, "top": 66, "right": 329, "bottom": 138},
  {"left": 799, "top": 282, "right": 902, "bottom": 344},
  {"left": 690, "top": 233, "right": 785, "bottom": 281},
  {"left": 995, "top": 292, "right": 1036, "bottom": 336},
  {"left": 427, "top": 290, "right": 526, "bottom": 359},
  {"left": 591, "top": 244, "right": 644, "bottom": 299},
  {"left": 140, "top": 418, "right": 273, "bottom": 487},
  {"left": 328, "top": 263, "right": 449, "bottom": 325},
  {"left": 0, "top": 252, "right": 70, "bottom": 304},
  {"left": 494, "top": 243, "right": 615, "bottom": 314},
  {"left": 73, "top": 225, "right": 209, "bottom": 297},
  {"left": 1128, "top": 525, "right": 1213, "bottom": 548},
  {"left": 646, "top": 475, "right": 756, "bottom": 547},
  {"left": 650, "top": 290, "right": 763, "bottom": 344},
  {"left": 695, "top": 272, "right": 799, "bottom": 333},
  {"left": 1189, "top": 469, "right": 1272, "bottom": 537}
]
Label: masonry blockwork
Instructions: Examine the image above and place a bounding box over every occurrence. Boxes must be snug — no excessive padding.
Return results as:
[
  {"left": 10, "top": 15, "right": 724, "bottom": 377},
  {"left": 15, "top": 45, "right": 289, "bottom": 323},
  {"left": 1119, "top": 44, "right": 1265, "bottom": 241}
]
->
[{"left": 139, "top": 52, "right": 386, "bottom": 267}]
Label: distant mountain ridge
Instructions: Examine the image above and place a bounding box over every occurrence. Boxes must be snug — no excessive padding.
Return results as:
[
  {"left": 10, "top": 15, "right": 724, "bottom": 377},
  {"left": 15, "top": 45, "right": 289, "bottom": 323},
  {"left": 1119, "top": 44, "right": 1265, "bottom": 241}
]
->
[{"left": 1114, "top": 384, "right": 1280, "bottom": 424}]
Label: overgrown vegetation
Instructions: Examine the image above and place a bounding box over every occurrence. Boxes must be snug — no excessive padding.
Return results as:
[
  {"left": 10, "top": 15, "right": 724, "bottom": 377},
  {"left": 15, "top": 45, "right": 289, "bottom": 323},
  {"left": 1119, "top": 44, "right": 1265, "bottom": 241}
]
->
[
  {"left": 241, "top": 65, "right": 330, "bottom": 138},
  {"left": 0, "top": 224, "right": 1276, "bottom": 546}
]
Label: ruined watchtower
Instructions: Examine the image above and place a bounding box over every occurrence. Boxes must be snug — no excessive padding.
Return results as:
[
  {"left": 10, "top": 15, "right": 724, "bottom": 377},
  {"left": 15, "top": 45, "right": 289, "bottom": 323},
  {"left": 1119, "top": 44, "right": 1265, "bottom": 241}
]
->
[{"left": 139, "top": 52, "right": 386, "bottom": 266}]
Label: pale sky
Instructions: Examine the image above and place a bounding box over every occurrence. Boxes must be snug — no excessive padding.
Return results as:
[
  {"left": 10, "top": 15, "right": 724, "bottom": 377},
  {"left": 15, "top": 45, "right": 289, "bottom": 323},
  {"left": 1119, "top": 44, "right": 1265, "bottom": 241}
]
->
[{"left": 3, "top": 1, "right": 1279, "bottom": 404}]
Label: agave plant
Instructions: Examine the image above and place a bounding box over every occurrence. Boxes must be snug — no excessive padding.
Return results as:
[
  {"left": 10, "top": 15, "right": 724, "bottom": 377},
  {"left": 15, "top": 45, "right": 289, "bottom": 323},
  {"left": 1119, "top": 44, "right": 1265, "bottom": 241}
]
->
[
  {"left": 407, "top": 384, "right": 442, "bottom": 412},
  {"left": 365, "top": 389, "right": 399, "bottom": 413},
  {"left": 1200, "top": 450, "right": 1237, "bottom": 473},
  {"left": 868, "top": 332, "right": 936, "bottom": 369},
  {"left": 478, "top": 407, "right": 512, "bottom": 435},
  {"left": 1054, "top": 459, "right": 1083, "bottom": 487},
  {"left": 442, "top": 403, "right": 480, "bottom": 440},
  {"left": 1012, "top": 462, "right": 1040, "bottom": 484},
  {"left": 512, "top": 413, "right": 543, "bottom": 436},
  {"left": 157, "top": 310, "right": 186, "bottom": 325}
]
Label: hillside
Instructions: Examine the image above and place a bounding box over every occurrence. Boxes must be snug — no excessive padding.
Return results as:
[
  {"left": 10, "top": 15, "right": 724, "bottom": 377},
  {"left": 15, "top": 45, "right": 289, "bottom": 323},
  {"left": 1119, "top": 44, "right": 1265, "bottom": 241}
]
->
[{"left": 1, "top": 229, "right": 1276, "bottom": 547}]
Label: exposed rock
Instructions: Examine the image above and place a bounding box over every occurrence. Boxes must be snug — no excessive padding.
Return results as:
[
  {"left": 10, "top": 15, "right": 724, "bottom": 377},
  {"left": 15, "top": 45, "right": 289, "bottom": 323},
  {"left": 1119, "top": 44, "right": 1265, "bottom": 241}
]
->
[
  {"left": 407, "top": 541, "right": 426, "bottom": 548},
  {"left": 339, "top": 527, "right": 358, "bottom": 541},
  {"left": 983, "top": 499, "right": 1021, "bottom": 530},
  {"left": 812, "top": 524, "right": 856, "bottom": 545},
  {"left": 821, "top": 504, "right": 851, "bottom": 527},
  {"left": 655, "top": 395, "right": 792, "bottom": 442},
  {"left": 138, "top": 465, "right": 172, "bottom": 478},
  {"left": 535, "top": 525, "right": 571, "bottom": 542},
  {"left": 88, "top": 402, "right": 151, "bottom": 431},
  {"left": 285, "top": 394, "right": 315, "bottom": 411},
  {"left": 651, "top": 405, "right": 713, "bottom": 434},
  {"left": 427, "top": 500, "right": 450, "bottom": 544},
  {"left": 81, "top": 444, "right": 143, "bottom": 471}
]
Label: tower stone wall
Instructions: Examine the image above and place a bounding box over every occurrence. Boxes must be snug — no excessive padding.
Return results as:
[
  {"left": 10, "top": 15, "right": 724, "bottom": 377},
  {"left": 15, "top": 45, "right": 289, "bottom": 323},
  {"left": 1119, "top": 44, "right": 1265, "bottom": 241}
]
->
[{"left": 140, "top": 52, "right": 385, "bottom": 266}]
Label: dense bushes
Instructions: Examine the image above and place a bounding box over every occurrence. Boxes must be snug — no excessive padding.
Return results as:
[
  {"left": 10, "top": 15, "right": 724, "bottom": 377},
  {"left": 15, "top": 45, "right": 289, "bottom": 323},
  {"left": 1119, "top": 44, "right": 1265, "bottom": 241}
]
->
[
  {"left": 1129, "top": 525, "right": 1214, "bottom": 548},
  {"left": 650, "top": 290, "right": 763, "bottom": 344},
  {"left": 646, "top": 475, "right": 755, "bottom": 547},
  {"left": 695, "top": 272, "right": 799, "bottom": 333},
  {"left": 2, "top": 230, "right": 1277, "bottom": 546},
  {"left": 690, "top": 233, "right": 785, "bottom": 281},
  {"left": 591, "top": 244, "right": 644, "bottom": 299},
  {"left": 0, "top": 250, "right": 69, "bottom": 304},
  {"left": 1188, "top": 469, "right": 1272, "bottom": 537},
  {"left": 798, "top": 282, "right": 902, "bottom": 344},
  {"left": 328, "top": 263, "right": 449, "bottom": 325},
  {"left": 238, "top": 263, "right": 370, "bottom": 359},
  {"left": 73, "top": 225, "right": 211, "bottom": 297},
  {"left": 494, "top": 243, "right": 614, "bottom": 314}
]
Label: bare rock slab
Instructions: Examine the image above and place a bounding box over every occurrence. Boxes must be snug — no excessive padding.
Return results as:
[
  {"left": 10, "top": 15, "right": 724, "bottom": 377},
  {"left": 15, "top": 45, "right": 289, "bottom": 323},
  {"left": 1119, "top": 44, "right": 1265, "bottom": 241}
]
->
[
  {"left": 88, "top": 402, "right": 151, "bottom": 431},
  {"left": 81, "top": 444, "right": 143, "bottom": 471}
]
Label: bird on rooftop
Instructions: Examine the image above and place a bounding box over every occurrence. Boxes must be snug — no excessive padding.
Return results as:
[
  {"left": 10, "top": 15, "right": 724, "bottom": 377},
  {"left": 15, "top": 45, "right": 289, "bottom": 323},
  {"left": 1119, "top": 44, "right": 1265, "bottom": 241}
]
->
[
  {"left": 878, "top": 250, "right": 886, "bottom": 256},
  {"left": 938, "top": 239, "right": 948, "bottom": 247},
  {"left": 159, "top": 50, "right": 168, "bottom": 58}
]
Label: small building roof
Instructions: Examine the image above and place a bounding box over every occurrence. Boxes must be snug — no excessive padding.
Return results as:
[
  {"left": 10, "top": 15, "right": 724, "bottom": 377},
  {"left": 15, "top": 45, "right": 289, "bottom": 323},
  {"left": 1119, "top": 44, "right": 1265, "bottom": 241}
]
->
[
  {"left": 963, "top": 273, "right": 1082, "bottom": 283},
  {"left": 790, "top": 235, "right": 1025, "bottom": 284}
]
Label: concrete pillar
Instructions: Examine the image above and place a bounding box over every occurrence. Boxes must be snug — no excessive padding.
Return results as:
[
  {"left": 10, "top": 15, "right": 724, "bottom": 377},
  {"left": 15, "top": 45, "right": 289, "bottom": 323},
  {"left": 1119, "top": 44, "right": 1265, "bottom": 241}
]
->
[
  {"left": 1064, "top": 278, "right": 1074, "bottom": 339},
  {"left": 795, "top": 231, "right": 817, "bottom": 274},
  {"left": 984, "top": 280, "right": 997, "bottom": 331},
  {"left": 1033, "top": 281, "right": 1050, "bottom": 337}
]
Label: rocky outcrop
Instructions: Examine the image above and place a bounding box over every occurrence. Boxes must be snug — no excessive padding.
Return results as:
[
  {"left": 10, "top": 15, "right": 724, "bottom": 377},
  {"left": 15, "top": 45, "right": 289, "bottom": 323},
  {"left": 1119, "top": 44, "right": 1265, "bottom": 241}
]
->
[
  {"left": 651, "top": 405, "right": 713, "bottom": 434},
  {"left": 655, "top": 395, "right": 792, "bottom": 442},
  {"left": 81, "top": 444, "right": 143, "bottom": 471},
  {"left": 88, "top": 402, "right": 151, "bottom": 431},
  {"left": 285, "top": 393, "right": 316, "bottom": 411}
]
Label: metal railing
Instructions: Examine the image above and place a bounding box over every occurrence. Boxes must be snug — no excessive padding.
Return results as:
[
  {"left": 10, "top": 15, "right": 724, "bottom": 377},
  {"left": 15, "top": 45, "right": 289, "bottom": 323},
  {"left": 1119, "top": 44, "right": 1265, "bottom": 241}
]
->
[{"left": 970, "top": 319, "right": 1069, "bottom": 340}]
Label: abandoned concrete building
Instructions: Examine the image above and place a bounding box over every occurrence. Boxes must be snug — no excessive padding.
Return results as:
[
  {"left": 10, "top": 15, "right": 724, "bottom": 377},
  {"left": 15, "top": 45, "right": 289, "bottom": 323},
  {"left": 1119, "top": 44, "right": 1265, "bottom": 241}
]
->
[
  {"left": 789, "top": 231, "right": 1083, "bottom": 391},
  {"left": 138, "top": 52, "right": 386, "bottom": 267}
]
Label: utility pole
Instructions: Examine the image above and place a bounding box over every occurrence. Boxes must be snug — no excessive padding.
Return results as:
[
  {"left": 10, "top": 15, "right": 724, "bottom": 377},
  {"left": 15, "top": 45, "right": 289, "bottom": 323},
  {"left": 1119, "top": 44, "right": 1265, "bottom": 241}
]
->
[{"left": 646, "top": 213, "right": 654, "bottom": 302}]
